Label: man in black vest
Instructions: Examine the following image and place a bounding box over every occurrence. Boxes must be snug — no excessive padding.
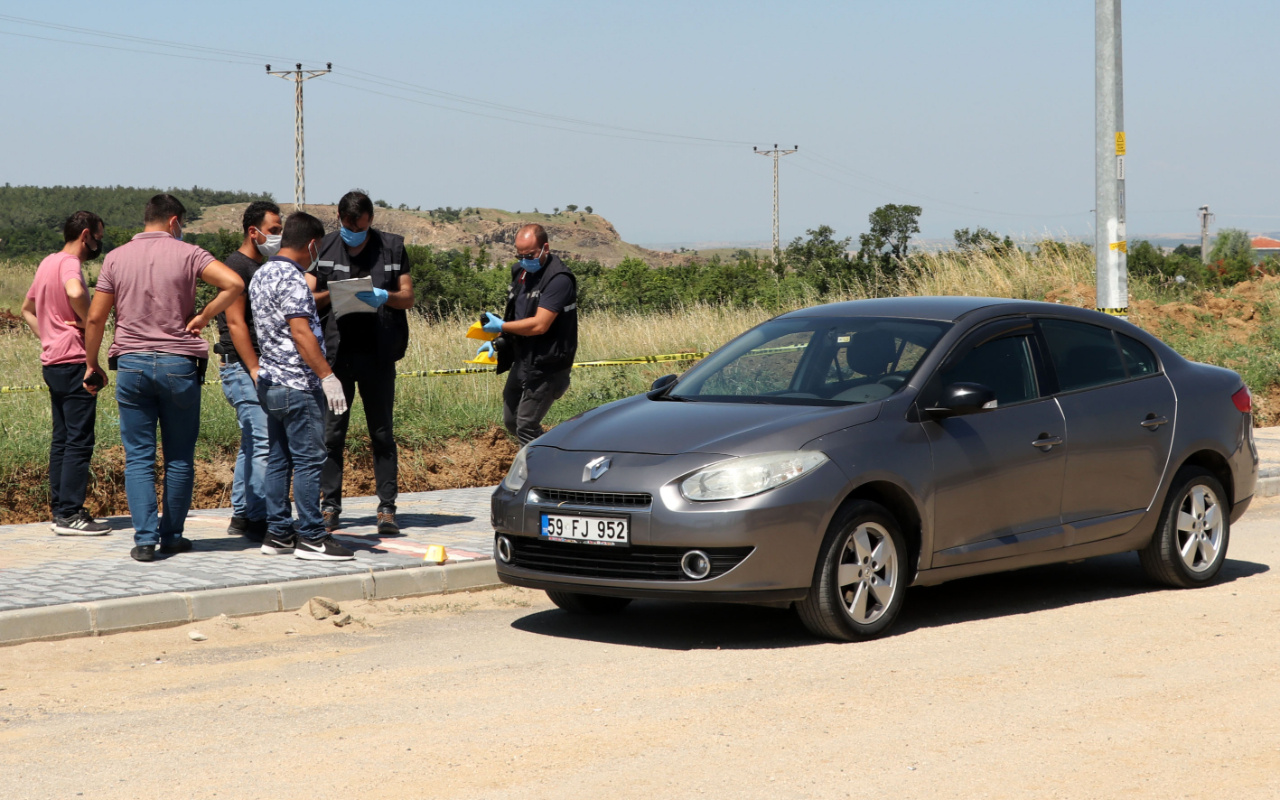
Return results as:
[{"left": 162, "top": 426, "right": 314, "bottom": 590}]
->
[
  {"left": 306, "top": 190, "right": 413, "bottom": 535},
  {"left": 480, "top": 223, "right": 578, "bottom": 445}
]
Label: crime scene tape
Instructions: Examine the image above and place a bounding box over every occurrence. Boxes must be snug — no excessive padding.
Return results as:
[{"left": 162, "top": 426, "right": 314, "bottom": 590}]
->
[{"left": 0, "top": 351, "right": 712, "bottom": 394}]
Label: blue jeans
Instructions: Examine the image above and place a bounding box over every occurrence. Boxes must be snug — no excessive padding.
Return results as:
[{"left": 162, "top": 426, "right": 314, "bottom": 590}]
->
[
  {"left": 115, "top": 353, "right": 203, "bottom": 547},
  {"left": 258, "top": 378, "right": 328, "bottom": 541},
  {"left": 220, "top": 362, "right": 268, "bottom": 521}
]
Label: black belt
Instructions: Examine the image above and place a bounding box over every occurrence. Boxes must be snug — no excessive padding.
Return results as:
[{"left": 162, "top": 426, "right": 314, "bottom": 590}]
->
[{"left": 220, "top": 352, "right": 242, "bottom": 365}]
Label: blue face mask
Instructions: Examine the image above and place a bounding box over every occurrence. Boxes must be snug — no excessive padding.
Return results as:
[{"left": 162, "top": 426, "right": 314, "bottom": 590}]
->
[
  {"left": 340, "top": 226, "right": 368, "bottom": 247},
  {"left": 519, "top": 257, "right": 543, "bottom": 273}
]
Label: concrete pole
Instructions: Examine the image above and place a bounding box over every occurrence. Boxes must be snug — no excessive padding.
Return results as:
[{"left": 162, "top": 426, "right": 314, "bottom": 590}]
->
[
  {"left": 1095, "top": 0, "right": 1127, "bottom": 316},
  {"left": 1199, "top": 205, "right": 1214, "bottom": 264}
]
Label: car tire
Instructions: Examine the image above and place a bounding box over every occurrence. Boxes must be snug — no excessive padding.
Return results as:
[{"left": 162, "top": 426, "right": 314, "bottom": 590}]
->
[
  {"left": 1138, "top": 466, "right": 1231, "bottom": 588},
  {"left": 545, "top": 590, "right": 633, "bottom": 615},
  {"left": 796, "top": 500, "right": 909, "bottom": 641}
]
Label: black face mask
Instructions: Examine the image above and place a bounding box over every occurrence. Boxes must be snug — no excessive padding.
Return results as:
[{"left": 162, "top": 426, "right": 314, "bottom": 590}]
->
[{"left": 84, "top": 235, "right": 103, "bottom": 261}]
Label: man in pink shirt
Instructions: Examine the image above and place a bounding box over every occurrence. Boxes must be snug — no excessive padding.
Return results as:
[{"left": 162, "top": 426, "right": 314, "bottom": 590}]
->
[
  {"left": 83, "top": 194, "right": 244, "bottom": 562},
  {"left": 21, "top": 211, "right": 111, "bottom": 536}
]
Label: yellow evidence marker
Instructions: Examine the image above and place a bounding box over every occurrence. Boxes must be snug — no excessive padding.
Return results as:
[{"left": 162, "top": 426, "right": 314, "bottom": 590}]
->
[{"left": 423, "top": 544, "right": 447, "bottom": 564}]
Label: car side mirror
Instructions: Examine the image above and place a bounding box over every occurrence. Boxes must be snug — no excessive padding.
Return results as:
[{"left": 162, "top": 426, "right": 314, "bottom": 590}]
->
[
  {"left": 925, "top": 382, "right": 998, "bottom": 419},
  {"left": 648, "top": 374, "right": 678, "bottom": 397}
]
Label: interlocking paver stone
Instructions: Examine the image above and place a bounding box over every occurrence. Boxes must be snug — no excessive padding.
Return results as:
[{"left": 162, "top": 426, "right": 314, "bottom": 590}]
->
[{"left": 0, "top": 486, "right": 496, "bottom": 616}]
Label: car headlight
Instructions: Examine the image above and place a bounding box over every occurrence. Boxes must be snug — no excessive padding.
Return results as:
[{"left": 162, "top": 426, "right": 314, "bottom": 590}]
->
[
  {"left": 680, "top": 451, "right": 829, "bottom": 502},
  {"left": 502, "top": 445, "right": 529, "bottom": 492}
]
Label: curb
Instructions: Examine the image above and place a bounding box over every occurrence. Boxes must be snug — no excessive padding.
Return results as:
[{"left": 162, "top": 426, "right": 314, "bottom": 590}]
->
[
  {"left": 0, "top": 560, "right": 500, "bottom": 647},
  {"left": 1258, "top": 474, "right": 1280, "bottom": 498}
]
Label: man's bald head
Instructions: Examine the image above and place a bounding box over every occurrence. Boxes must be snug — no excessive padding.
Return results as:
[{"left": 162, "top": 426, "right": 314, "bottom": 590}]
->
[{"left": 515, "top": 223, "right": 548, "bottom": 252}]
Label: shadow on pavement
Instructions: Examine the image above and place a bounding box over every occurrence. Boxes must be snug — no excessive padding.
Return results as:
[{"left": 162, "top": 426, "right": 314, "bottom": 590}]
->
[
  {"left": 510, "top": 553, "right": 1269, "bottom": 648},
  {"left": 341, "top": 513, "right": 476, "bottom": 530},
  {"left": 896, "top": 552, "right": 1269, "bottom": 635},
  {"left": 511, "top": 600, "right": 816, "bottom": 651}
]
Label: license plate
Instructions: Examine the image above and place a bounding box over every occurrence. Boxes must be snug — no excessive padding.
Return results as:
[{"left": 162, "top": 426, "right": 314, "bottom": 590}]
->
[{"left": 540, "top": 513, "right": 630, "bottom": 546}]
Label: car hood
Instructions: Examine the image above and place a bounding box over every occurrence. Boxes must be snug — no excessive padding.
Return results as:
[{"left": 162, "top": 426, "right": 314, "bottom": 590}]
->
[{"left": 537, "top": 394, "right": 882, "bottom": 456}]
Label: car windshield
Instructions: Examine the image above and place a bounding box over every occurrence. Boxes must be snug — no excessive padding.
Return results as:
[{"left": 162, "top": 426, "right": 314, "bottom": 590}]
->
[{"left": 668, "top": 316, "right": 950, "bottom": 405}]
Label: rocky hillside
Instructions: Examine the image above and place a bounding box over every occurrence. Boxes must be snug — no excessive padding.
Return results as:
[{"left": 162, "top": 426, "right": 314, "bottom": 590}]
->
[{"left": 189, "top": 205, "right": 689, "bottom": 267}]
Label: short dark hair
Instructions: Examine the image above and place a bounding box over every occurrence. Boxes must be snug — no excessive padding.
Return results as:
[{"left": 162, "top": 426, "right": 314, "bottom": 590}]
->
[
  {"left": 63, "top": 211, "right": 104, "bottom": 243},
  {"left": 518, "top": 223, "right": 548, "bottom": 248},
  {"left": 242, "top": 200, "right": 282, "bottom": 235},
  {"left": 337, "top": 190, "right": 374, "bottom": 226},
  {"left": 143, "top": 193, "right": 186, "bottom": 225},
  {"left": 281, "top": 211, "right": 325, "bottom": 251}
]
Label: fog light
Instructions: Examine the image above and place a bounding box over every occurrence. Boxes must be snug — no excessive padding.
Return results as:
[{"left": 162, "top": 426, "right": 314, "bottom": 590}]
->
[
  {"left": 496, "top": 535, "right": 514, "bottom": 564},
  {"left": 680, "top": 550, "right": 711, "bottom": 580}
]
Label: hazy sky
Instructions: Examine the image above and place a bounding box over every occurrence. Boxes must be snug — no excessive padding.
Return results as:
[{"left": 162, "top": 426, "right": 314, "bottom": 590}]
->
[{"left": 2, "top": 1, "right": 1276, "bottom": 246}]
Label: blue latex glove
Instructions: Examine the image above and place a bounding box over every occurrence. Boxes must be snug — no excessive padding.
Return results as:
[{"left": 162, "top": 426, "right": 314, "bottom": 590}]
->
[
  {"left": 476, "top": 342, "right": 496, "bottom": 359},
  {"left": 356, "top": 288, "right": 389, "bottom": 309},
  {"left": 482, "top": 311, "right": 504, "bottom": 334}
]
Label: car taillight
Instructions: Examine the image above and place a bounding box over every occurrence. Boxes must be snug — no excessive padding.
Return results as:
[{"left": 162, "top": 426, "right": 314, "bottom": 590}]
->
[{"left": 1232, "top": 386, "right": 1252, "bottom": 413}]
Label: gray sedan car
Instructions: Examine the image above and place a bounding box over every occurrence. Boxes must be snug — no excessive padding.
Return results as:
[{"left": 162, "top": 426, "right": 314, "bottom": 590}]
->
[{"left": 492, "top": 297, "right": 1257, "bottom": 640}]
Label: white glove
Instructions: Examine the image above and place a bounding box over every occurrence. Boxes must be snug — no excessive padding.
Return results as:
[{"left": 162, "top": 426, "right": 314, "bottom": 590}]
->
[{"left": 321, "top": 374, "right": 348, "bottom": 415}]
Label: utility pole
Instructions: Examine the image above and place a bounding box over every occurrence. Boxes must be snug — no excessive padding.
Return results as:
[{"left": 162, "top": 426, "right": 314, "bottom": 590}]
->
[
  {"left": 754, "top": 144, "right": 798, "bottom": 267},
  {"left": 1095, "top": 0, "right": 1127, "bottom": 317},
  {"left": 266, "top": 62, "right": 331, "bottom": 212},
  {"left": 1198, "top": 205, "right": 1214, "bottom": 264}
]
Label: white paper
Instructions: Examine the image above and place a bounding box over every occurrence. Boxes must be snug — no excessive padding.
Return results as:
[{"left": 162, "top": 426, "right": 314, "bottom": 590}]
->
[{"left": 327, "top": 277, "right": 375, "bottom": 318}]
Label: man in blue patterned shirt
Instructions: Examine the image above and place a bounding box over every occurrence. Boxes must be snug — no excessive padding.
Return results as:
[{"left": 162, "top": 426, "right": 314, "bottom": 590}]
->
[{"left": 249, "top": 212, "right": 355, "bottom": 561}]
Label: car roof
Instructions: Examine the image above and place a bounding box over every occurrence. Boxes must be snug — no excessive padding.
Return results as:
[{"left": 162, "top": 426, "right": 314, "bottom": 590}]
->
[{"left": 781, "top": 296, "right": 1024, "bottom": 322}]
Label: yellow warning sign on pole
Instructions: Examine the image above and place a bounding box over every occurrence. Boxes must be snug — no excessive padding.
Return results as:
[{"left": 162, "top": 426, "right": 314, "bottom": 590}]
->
[
  {"left": 1115, "top": 131, "right": 1126, "bottom": 155},
  {"left": 1109, "top": 240, "right": 1128, "bottom": 253}
]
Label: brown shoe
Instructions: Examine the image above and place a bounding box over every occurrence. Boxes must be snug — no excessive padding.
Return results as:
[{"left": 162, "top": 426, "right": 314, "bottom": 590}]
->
[
  {"left": 322, "top": 508, "right": 340, "bottom": 532},
  {"left": 376, "top": 511, "right": 400, "bottom": 536}
]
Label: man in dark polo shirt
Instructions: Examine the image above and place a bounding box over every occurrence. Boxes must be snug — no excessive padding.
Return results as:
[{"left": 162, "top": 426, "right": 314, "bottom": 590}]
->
[
  {"left": 214, "top": 200, "right": 282, "bottom": 542},
  {"left": 306, "top": 190, "right": 414, "bottom": 535},
  {"left": 479, "top": 223, "right": 578, "bottom": 445}
]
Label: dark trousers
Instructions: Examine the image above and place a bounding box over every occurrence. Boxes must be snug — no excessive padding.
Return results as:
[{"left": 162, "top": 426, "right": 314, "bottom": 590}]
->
[
  {"left": 321, "top": 354, "right": 398, "bottom": 514},
  {"left": 503, "top": 368, "right": 572, "bottom": 445},
  {"left": 42, "top": 362, "right": 97, "bottom": 519}
]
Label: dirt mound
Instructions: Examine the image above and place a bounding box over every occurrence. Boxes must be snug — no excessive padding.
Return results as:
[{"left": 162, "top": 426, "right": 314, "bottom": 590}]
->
[
  {"left": 0, "top": 427, "right": 519, "bottom": 525},
  {"left": 1044, "top": 280, "right": 1265, "bottom": 345},
  {"left": 0, "top": 307, "right": 25, "bottom": 332}
]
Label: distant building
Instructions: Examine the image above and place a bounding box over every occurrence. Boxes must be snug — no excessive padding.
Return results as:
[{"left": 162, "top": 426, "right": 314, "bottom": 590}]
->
[{"left": 1252, "top": 235, "right": 1280, "bottom": 260}]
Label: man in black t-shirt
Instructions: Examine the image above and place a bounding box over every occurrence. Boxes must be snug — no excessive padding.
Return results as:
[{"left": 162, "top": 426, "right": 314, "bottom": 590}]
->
[
  {"left": 215, "top": 200, "right": 282, "bottom": 543},
  {"left": 480, "top": 223, "right": 578, "bottom": 445},
  {"left": 306, "top": 190, "right": 414, "bottom": 535}
]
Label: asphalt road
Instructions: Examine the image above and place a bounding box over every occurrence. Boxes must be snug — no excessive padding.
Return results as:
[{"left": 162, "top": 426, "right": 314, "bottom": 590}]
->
[{"left": 2, "top": 500, "right": 1279, "bottom": 799}]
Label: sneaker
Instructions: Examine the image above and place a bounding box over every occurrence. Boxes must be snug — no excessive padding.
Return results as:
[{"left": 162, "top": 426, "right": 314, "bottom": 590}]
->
[
  {"left": 322, "top": 508, "right": 340, "bottom": 532},
  {"left": 131, "top": 545, "right": 156, "bottom": 562},
  {"left": 260, "top": 531, "right": 296, "bottom": 555},
  {"left": 376, "top": 511, "right": 400, "bottom": 536},
  {"left": 244, "top": 519, "right": 268, "bottom": 544},
  {"left": 227, "top": 515, "right": 250, "bottom": 536},
  {"left": 159, "top": 537, "right": 193, "bottom": 554},
  {"left": 294, "top": 534, "right": 355, "bottom": 561},
  {"left": 53, "top": 510, "right": 111, "bottom": 536}
]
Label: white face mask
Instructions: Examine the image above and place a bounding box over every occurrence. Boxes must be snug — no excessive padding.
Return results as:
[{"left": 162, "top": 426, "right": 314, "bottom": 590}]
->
[{"left": 255, "top": 232, "right": 283, "bottom": 258}]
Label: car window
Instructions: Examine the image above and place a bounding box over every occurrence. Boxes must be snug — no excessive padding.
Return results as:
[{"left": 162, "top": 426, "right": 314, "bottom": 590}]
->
[
  {"left": 1039, "top": 319, "right": 1128, "bottom": 392},
  {"left": 1118, "top": 334, "right": 1159, "bottom": 377},
  {"left": 671, "top": 316, "right": 949, "bottom": 405},
  {"left": 698, "top": 330, "right": 812, "bottom": 397},
  {"left": 939, "top": 334, "right": 1038, "bottom": 406}
]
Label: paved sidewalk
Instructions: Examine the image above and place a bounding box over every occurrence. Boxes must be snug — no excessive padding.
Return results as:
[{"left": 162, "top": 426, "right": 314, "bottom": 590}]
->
[{"left": 2, "top": 426, "right": 1276, "bottom": 645}]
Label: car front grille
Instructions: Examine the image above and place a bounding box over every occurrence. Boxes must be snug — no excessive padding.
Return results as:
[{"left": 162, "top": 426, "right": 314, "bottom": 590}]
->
[
  {"left": 506, "top": 537, "right": 753, "bottom": 581},
  {"left": 534, "top": 488, "right": 652, "bottom": 508}
]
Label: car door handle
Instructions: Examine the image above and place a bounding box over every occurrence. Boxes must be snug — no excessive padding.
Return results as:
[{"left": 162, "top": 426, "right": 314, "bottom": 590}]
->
[
  {"left": 1140, "top": 415, "right": 1169, "bottom": 430},
  {"left": 1032, "top": 435, "right": 1063, "bottom": 450}
]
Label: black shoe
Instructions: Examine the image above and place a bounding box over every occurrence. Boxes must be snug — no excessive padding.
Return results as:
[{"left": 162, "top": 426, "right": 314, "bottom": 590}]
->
[
  {"left": 260, "top": 531, "right": 296, "bottom": 555},
  {"left": 244, "top": 519, "right": 268, "bottom": 544},
  {"left": 294, "top": 534, "right": 355, "bottom": 561},
  {"left": 53, "top": 510, "right": 111, "bottom": 536},
  {"left": 159, "top": 537, "right": 193, "bottom": 554},
  {"left": 131, "top": 545, "right": 156, "bottom": 562},
  {"left": 227, "top": 515, "right": 250, "bottom": 536},
  {"left": 322, "top": 508, "right": 340, "bottom": 532},
  {"left": 376, "top": 511, "right": 401, "bottom": 536}
]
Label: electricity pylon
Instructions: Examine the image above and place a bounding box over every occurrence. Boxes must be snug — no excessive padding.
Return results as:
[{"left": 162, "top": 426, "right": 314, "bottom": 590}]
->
[
  {"left": 754, "top": 144, "right": 798, "bottom": 267},
  {"left": 266, "top": 62, "right": 331, "bottom": 212}
]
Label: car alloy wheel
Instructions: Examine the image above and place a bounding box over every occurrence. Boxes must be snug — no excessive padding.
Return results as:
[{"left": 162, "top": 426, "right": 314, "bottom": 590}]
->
[
  {"left": 1140, "top": 466, "right": 1231, "bottom": 588},
  {"left": 797, "top": 500, "right": 908, "bottom": 641}
]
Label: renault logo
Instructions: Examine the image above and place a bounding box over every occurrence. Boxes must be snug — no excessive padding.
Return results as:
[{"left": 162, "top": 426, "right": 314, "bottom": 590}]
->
[{"left": 583, "top": 456, "right": 611, "bottom": 482}]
